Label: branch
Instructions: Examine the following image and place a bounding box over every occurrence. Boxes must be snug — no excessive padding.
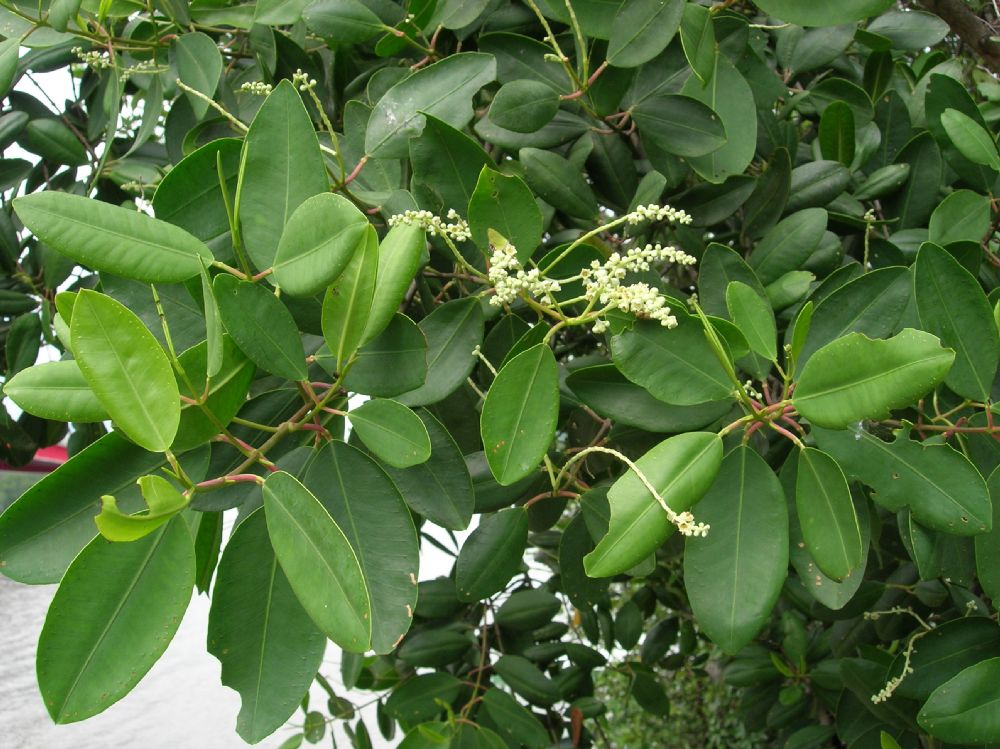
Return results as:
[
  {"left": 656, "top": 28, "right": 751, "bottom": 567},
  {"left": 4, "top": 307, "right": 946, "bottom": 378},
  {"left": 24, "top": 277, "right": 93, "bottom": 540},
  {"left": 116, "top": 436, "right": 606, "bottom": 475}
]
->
[{"left": 917, "top": 0, "right": 1000, "bottom": 75}]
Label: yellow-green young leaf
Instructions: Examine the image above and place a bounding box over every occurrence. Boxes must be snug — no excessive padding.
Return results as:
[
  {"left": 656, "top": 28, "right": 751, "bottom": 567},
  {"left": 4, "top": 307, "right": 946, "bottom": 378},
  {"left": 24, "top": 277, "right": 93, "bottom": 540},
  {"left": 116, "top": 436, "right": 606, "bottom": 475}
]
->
[
  {"left": 70, "top": 290, "right": 180, "bottom": 452},
  {"left": 362, "top": 223, "right": 426, "bottom": 344},
  {"left": 684, "top": 446, "right": 788, "bottom": 654},
  {"left": 585, "top": 432, "right": 723, "bottom": 578},
  {"left": 95, "top": 474, "right": 190, "bottom": 542},
  {"left": 3, "top": 360, "right": 108, "bottom": 423},
  {"left": 272, "top": 193, "right": 369, "bottom": 297},
  {"left": 455, "top": 507, "right": 528, "bottom": 601},
  {"left": 481, "top": 343, "right": 558, "bottom": 486},
  {"left": 37, "top": 518, "right": 194, "bottom": 723},
  {"left": 262, "top": 471, "right": 371, "bottom": 652},
  {"left": 793, "top": 329, "right": 955, "bottom": 428},
  {"left": 214, "top": 274, "right": 307, "bottom": 381},
  {"left": 940, "top": 108, "right": 1000, "bottom": 171},
  {"left": 207, "top": 510, "right": 326, "bottom": 744},
  {"left": 348, "top": 398, "right": 431, "bottom": 468},
  {"left": 795, "top": 447, "right": 863, "bottom": 581},
  {"left": 914, "top": 242, "right": 999, "bottom": 401},
  {"left": 321, "top": 225, "right": 378, "bottom": 369},
  {"left": 918, "top": 657, "right": 1000, "bottom": 744},
  {"left": 725, "top": 281, "right": 777, "bottom": 361},
  {"left": 13, "top": 192, "right": 213, "bottom": 283}
]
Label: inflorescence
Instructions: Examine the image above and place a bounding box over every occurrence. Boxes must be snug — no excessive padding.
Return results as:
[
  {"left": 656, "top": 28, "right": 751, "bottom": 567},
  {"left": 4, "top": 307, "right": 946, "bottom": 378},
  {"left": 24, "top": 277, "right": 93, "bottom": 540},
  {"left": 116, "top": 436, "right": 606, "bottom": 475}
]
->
[{"left": 388, "top": 209, "right": 472, "bottom": 242}]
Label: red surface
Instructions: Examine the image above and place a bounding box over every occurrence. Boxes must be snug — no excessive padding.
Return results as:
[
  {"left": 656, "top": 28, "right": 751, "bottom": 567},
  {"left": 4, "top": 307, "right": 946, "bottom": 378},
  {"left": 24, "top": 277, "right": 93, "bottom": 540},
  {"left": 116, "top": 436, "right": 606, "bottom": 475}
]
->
[{"left": 0, "top": 444, "right": 67, "bottom": 473}]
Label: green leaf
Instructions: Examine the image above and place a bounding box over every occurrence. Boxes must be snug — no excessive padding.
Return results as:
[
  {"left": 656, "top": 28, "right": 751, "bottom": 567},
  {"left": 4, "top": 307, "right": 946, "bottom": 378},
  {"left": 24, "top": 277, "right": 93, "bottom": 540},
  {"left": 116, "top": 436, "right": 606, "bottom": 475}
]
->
[
  {"left": 455, "top": 507, "right": 528, "bottom": 601},
  {"left": 381, "top": 410, "right": 474, "bottom": 530},
  {"left": 493, "top": 655, "right": 561, "bottom": 707},
  {"left": 410, "top": 114, "right": 495, "bottom": 217},
  {"left": 208, "top": 510, "right": 326, "bottom": 743},
  {"left": 0, "top": 34, "right": 23, "bottom": 97},
  {"left": 37, "top": 518, "right": 194, "bottom": 723},
  {"left": 684, "top": 446, "right": 788, "bottom": 654},
  {"left": 397, "top": 297, "right": 485, "bottom": 407},
  {"left": 928, "top": 190, "right": 992, "bottom": 246},
  {"left": 631, "top": 94, "right": 727, "bottom": 158},
  {"left": 495, "top": 589, "right": 561, "bottom": 630},
  {"left": 519, "top": 147, "right": 598, "bottom": 220},
  {"left": 366, "top": 53, "right": 497, "bottom": 158},
  {"left": 173, "top": 32, "right": 222, "bottom": 120},
  {"left": 468, "top": 167, "right": 542, "bottom": 264},
  {"left": 749, "top": 208, "right": 828, "bottom": 285},
  {"left": 3, "top": 360, "right": 108, "bottom": 423},
  {"left": 200, "top": 262, "right": 224, "bottom": 378},
  {"left": 237, "top": 80, "right": 330, "bottom": 270},
  {"left": 610, "top": 316, "right": 735, "bottom": 406},
  {"left": 480, "top": 689, "right": 549, "bottom": 749},
  {"left": 867, "top": 10, "right": 949, "bottom": 50},
  {"left": 214, "top": 274, "right": 307, "bottom": 381},
  {"left": 940, "top": 108, "right": 1000, "bottom": 170},
  {"left": 70, "top": 290, "right": 180, "bottom": 452},
  {"left": 0, "top": 432, "right": 182, "bottom": 583},
  {"left": 13, "top": 192, "right": 213, "bottom": 283},
  {"left": 725, "top": 281, "right": 777, "bottom": 361},
  {"left": 385, "top": 674, "right": 463, "bottom": 728},
  {"left": 488, "top": 80, "right": 559, "bottom": 134},
  {"left": 342, "top": 313, "right": 428, "bottom": 397},
  {"left": 398, "top": 630, "right": 471, "bottom": 667},
  {"left": 915, "top": 242, "right": 999, "bottom": 401},
  {"left": 608, "top": 0, "right": 684, "bottom": 68},
  {"left": 262, "top": 471, "right": 371, "bottom": 652},
  {"left": 918, "top": 657, "right": 1000, "bottom": 744},
  {"left": 303, "top": 0, "right": 384, "bottom": 44},
  {"left": 272, "top": 193, "right": 369, "bottom": 297},
  {"left": 95, "top": 474, "right": 189, "bottom": 542},
  {"left": 253, "top": 0, "right": 310, "bottom": 24},
  {"left": 793, "top": 329, "right": 955, "bottom": 428},
  {"left": 815, "top": 426, "right": 992, "bottom": 536},
  {"left": 975, "top": 466, "right": 1000, "bottom": 601},
  {"left": 680, "top": 3, "right": 715, "bottom": 84},
  {"left": 22, "top": 119, "right": 87, "bottom": 166},
  {"left": 362, "top": 224, "right": 426, "bottom": 344},
  {"left": 481, "top": 343, "right": 558, "bottom": 486},
  {"left": 819, "top": 101, "right": 856, "bottom": 167},
  {"left": 585, "top": 432, "right": 723, "bottom": 577},
  {"left": 321, "top": 226, "right": 378, "bottom": 369},
  {"left": 753, "top": 0, "right": 894, "bottom": 26},
  {"left": 795, "top": 447, "right": 863, "bottom": 580},
  {"left": 853, "top": 163, "right": 911, "bottom": 200},
  {"left": 680, "top": 52, "right": 756, "bottom": 183},
  {"left": 304, "top": 441, "right": 419, "bottom": 654},
  {"left": 349, "top": 398, "right": 431, "bottom": 468}
]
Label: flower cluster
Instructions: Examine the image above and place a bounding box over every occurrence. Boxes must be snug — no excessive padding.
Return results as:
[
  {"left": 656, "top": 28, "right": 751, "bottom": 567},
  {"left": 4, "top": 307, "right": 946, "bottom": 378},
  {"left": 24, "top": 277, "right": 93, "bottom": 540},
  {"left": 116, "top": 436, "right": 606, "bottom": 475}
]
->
[
  {"left": 674, "top": 511, "right": 711, "bottom": 537},
  {"left": 388, "top": 209, "right": 472, "bottom": 242},
  {"left": 119, "top": 59, "right": 162, "bottom": 83},
  {"left": 292, "top": 69, "right": 318, "bottom": 92},
  {"left": 240, "top": 81, "right": 274, "bottom": 96},
  {"left": 73, "top": 47, "right": 110, "bottom": 70},
  {"left": 487, "top": 241, "right": 561, "bottom": 306},
  {"left": 625, "top": 203, "right": 693, "bottom": 226},
  {"left": 871, "top": 664, "right": 913, "bottom": 704}
]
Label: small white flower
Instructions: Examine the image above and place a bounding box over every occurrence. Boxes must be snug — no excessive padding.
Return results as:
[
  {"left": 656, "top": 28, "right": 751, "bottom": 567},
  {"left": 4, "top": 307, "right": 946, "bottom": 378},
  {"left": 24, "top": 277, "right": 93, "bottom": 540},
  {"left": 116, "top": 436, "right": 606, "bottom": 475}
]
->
[
  {"left": 624, "top": 203, "right": 693, "bottom": 226},
  {"left": 240, "top": 81, "right": 274, "bottom": 96},
  {"left": 388, "top": 209, "right": 472, "bottom": 243}
]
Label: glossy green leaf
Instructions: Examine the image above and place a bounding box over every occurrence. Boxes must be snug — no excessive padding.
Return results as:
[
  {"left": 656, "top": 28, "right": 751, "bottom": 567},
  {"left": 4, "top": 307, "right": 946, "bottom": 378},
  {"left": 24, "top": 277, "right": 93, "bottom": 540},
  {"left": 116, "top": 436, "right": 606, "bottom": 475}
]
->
[
  {"left": 684, "top": 446, "right": 788, "bottom": 654},
  {"left": 385, "top": 673, "right": 463, "bottom": 728},
  {"left": 632, "top": 94, "right": 727, "bottom": 158},
  {"left": 272, "top": 193, "right": 369, "bottom": 297},
  {"left": 853, "top": 163, "right": 911, "bottom": 200},
  {"left": 608, "top": 0, "right": 684, "bottom": 68},
  {"left": 468, "top": 167, "right": 542, "bottom": 264},
  {"left": 214, "top": 274, "right": 307, "bottom": 381},
  {"left": 753, "top": 0, "right": 894, "bottom": 26},
  {"left": 481, "top": 343, "right": 558, "bottom": 486},
  {"left": 918, "top": 657, "right": 1000, "bottom": 744},
  {"left": 37, "top": 518, "right": 194, "bottom": 723},
  {"left": 410, "top": 114, "right": 494, "bottom": 217},
  {"left": 362, "top": 223, "right": 425, "bottom": 344},
  {"left": 349, "top": 398, "right": 431, "bottom": 468},
  {"left": 70, "top": 290, "right": 180, "bottom": 452},
  {"left": 819, "top": 101, "right": 856, "bottom": 167},
  {"left": 0, "top": 34, "right": 22, "bottom": 97},
  {"left": 173, "top": 32, "right": 222, "bottom": 119},
  {"left": 915, "top": 242, "right": 999, "bottom": 401},
  {"left": 928, "top": 190, "right": 992, "bottom": 246},
  {"left": 4, "top": 360, "right": 108, "bottom": 423},
  {"left": 262, "top": 471, "right": 371, "bottom": 652},
  {"left": 304, "top": 441, "right": 419, "bottom": 653},
  {"left": 725, "top": 281, "right": 777, "bottom": 361},
  {"left": 488, "top": 80, "right": 559, "bottom": 134},
  {"left": 610, "top": 316, "right": 735, "bottom": 406},
  {"left": 940, "top": 108, "right": 1000, "bottom": 170},
  {"left": 302, "top": 0, "right": 384, "bottom": 44},
  {"left": 342, "top": 313, "right": 428, "bottom": 397},
  {"left": 815, "top": 426, "right": 992, "bottom": 536},
  {"left": 398, "top": 630, "right": 470, "bottom": 667},
  {"left": 455, "top": 507, "right": 528, "bottom": 601},
  {"left": 321, "top": 226, "right": 378, "bottom": 369},
  {"left": 13, "top": 192, "right": 213, "bottom": 283},
  {"left": 494, "top": 655, "right": 560, "bottom": 707},
  {"left": 397, "top": 297, "right": 484, "bottom": 407},
  {"left": 237, "top": 80, "right": 330, "bottom": 270},
  {"left": 208, "top": 510, "right": 326, "bottom": 744},
  {"left": 585, "top": 432, "right": 723, "bottom": 577},
  {"left": 975, "top": 466, "right": 1000, "bottom": 601},
  {"left": 795, "top": 447, "right": 863, "bottom": 580},
  {"left": 22, "top": 119, "right": 87, "bottom": 166},
  {"left": 479, "top": 689, "right": 549, "bottom": 749},
  {"left": 381, "top": 410, "right": 474, "bottom": 530},
  {"left": 793, "top": 329, "right": 955, "bottom": 428},
  {"left": 519, "top": 146, "right": 598, "bottom": 219},
  {"left": 749, "top": 208, "right": 828, "bottom": 285},
  {"left": 680, "top": 3, "right": 715, "bottom": 84},
  {"left": 94, "top": 474, "right": 189, "bottom": 542},
  {"left": 366, "top": 53, "right": 497, "bottom": 158}
]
